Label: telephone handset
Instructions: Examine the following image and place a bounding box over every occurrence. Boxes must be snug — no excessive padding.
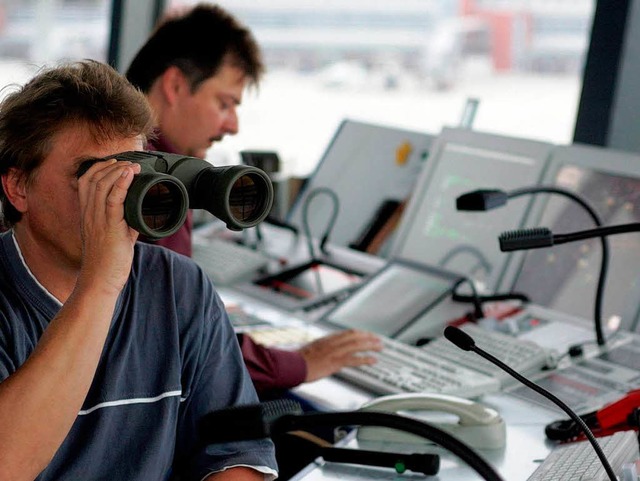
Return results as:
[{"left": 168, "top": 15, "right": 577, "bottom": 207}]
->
[{"left": 357, "top": 393, "right": 506, "bottom": 449}]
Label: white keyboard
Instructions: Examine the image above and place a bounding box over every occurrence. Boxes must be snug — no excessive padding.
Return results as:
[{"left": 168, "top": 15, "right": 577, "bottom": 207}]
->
[
  {"left": 422, "top": 323, "right": 555, "bottom": 387},
  {"left": 336, "top": 335, "right": 501, "bottom": 398},
  {"left": 192, "top": 238, "right": 269, "bottom": 286},
  {"left": 236, "top": 317, "right": 550, "bottom": 399},
  {"left": 527, "top": 430, "right": 639, "bottom": 481}
]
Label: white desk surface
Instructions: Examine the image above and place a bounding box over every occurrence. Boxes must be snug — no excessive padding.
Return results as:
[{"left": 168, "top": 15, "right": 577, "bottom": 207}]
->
[{"left": 289, "top": 384, "right": 560, "bottom": 480}]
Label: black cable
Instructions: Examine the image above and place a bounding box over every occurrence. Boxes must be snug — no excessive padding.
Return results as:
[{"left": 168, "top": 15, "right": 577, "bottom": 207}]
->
[
  {"left": 507, "top": 186, "right": 608, "bottom": 346},
  {"left": 452, "top": 277, "right": 484, "bottom": 320},
  {"left": 452, "top": 291, "right": 530, "bottom": 304},
  {"left": 301, "top": 187, "right": 340, "bottom": 296},
  {"left": 438, "top": 244, "right": 493, "bottom": 277},
  {"left": 301, "top": 187, "right": 340, "bottom": 258},
  {"left": 255, "top": 224, "right": 263, "bottom": 245},
  {"left": 272, "top": 411, "right": 504, "bottom": 481}
]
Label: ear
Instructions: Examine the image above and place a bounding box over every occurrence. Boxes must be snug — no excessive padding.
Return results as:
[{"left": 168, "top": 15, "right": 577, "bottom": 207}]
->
[
  {"left": 159, "top": 66, "right": 190, "bottom": 107},
  {"left": 2, "top": 167, "right": 28, "bottom": 215}
]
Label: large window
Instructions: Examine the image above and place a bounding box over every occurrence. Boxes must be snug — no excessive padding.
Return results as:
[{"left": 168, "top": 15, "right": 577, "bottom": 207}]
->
[
  {"left": 0, "top": 0, "right": 111, "bottom": 97},
  {"left": 167, "top": 0, "right": 595, "bottom": 177},
  {"left": 0, "top": 1, "right": 597, "bottom": 178}
]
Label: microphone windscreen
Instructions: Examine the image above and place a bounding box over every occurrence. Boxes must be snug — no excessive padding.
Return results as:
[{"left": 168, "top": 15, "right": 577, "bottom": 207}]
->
[
  {"left": 261, "top": 398, "right": 304, "bottom": 422},
  {"left": 444, "top": 326, "right": 475, "bottom": 351},
  {"left": 499, "top": 227, "right": 553, "bottom": 252},
  {"left": 456, "top": 190, "right": 508, "bottom": 211},
  {"left": 200, "top": 399, "right": 303, "bottom": 444}
]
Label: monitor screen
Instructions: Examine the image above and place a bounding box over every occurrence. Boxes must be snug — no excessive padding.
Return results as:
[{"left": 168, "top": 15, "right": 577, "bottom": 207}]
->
[
  {"left": 321, "top": 260, "right": 459, "bottom": 338},
  {"left": 390, "top": 129, "right": 552, "bottom": 293},
  {"left": 287, "top": 119, "right": 433, "bottom": 255},
  {"left": 511, "top": 162, "right": 640, "bottom": 329}
]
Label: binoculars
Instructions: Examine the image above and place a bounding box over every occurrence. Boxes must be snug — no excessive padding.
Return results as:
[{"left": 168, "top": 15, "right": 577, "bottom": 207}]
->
[{"left": 77, "top": 150, "right": 274, "bottom": 239}]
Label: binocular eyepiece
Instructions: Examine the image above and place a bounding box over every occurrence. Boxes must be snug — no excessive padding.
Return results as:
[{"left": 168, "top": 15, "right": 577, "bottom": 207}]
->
[{"left": 77, "top": 151, "right": 274, "bottom": 239}]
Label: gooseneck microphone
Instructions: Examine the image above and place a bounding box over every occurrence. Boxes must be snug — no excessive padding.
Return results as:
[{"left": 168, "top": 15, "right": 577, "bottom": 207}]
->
[
  {"left": 457, "top": 186, "right": 609, "bottom": 347},
  {"left": 444, "top": 325, "right": 618, "bottom": 481},
  {"left": 200, "top": 399, "right": 505, "bottom": 481}
]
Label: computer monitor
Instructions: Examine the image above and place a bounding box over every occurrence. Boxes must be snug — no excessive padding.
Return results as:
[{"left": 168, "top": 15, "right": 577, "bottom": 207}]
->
[
  {"left": 287, "top": 119, "right": 434, "bottom": 255},
  {"left": 389, "top": 127, "right": 554, "bottom": 293},
  {"left": 320, "top": 259, "right": 461, "bottom": 338},
  {"left": 507, "top": 143, "right": 640, "bottom": 331}
]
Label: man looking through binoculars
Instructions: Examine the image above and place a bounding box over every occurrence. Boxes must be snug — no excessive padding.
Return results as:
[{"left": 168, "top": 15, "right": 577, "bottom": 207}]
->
[{"left": 0, "top": 60, "right": 276, "bottom": 480}]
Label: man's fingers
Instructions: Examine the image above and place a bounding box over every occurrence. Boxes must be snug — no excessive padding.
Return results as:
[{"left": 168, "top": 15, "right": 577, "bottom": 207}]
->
[
  {"left": 342, "top": 353, "right": 378, "bottom": 366},
  {"left": 321, "top": 330, "right": 382, "bottom": 357},
  {"left": 80, "top": 161, "right": 139, "bottom": 225},
  {"left": 104, "top": 167, "right": 136, "bottom": 223}
]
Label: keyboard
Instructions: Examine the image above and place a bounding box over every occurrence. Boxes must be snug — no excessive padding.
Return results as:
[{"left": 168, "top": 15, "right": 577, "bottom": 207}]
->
[
  {"left": 527, "top": 430, "right": 639, "bottom": 480},
  {"left": 335, "top": 335, "right": 501, "bottom": 398},
  {"left": 236, "top": 316, "right": 549, "bottom": 399},
  {"left": 192, "top": 238, "right": 270, "bottom": 286},
  {"left": 421, "top": 323, "right": 555, "bottom": 387},
  {"left": 236, "top": 318, "right": 500, "bottom": 398}
]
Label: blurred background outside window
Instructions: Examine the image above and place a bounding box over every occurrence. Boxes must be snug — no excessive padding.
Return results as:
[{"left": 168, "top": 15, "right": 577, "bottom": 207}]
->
[
  {"left": 0, "top": 0, "right": 110, "bottom": 90},
  {"left": 0, "top": 0, "right": 595, "bottom": 177}
]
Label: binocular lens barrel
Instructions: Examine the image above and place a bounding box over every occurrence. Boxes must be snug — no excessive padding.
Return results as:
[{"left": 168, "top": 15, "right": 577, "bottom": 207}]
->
[
  {"left": 228, "top": 172, "right": 271, "bottom": 224},
  {"left": 194, "top": 166, "right": 274, "bottom": 230},
  {"left": 125, "top": 172, "right": 189, "bottom": 240}
]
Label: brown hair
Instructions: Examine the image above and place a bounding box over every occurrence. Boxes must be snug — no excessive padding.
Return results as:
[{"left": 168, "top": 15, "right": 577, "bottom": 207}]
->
[
  {"left": 0, "top": 60, "right": 155, "bottom": 227},
  {"left": 126, "top": 3, "right": 264, "bottom": 93}
]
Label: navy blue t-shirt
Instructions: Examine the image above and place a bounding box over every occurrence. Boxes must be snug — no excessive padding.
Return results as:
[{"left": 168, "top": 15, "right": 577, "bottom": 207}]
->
[{"left": 0, "top": 231, "right": 277, "bottom": 480}]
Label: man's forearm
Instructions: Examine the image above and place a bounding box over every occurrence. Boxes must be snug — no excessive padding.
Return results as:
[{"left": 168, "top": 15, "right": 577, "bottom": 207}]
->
[
  {"left": 0, "top": 285, "right": 119, "bottom": 481},
  {"left": 204, "top": 466, "right": 269, "bottom": 480}
]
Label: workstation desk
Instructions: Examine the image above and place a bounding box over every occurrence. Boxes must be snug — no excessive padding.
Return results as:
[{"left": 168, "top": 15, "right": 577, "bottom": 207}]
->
[
  {"left": 287, "top": 376, "right": 559, "bottom": 480},
  {"left": 199, "top": 222, "right": 638, "bottom": 480}
]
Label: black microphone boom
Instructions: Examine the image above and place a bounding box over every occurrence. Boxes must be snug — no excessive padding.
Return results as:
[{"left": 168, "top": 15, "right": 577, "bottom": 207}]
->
[
  {"left": 444, "top": 325, "right": 618, "bottom": 481},
  {"left": 200, "top": 400, "right": 505, "bottom": 481},
  {"left": 500, "top": 223, "right": 640, "bottom": 252},
  {"left": 498, "top": 227, "right": 554, "bottom": 251}
]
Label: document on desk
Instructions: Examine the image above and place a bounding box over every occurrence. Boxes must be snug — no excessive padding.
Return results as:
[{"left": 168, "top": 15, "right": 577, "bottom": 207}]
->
[{"left": 516, "top": 320, "right": 596, "bottom": 353}]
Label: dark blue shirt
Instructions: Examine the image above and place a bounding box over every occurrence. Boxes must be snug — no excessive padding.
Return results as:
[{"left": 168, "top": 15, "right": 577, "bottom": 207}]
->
[{"left": 0, "top": 231, "right": 277, "bottom": 480}]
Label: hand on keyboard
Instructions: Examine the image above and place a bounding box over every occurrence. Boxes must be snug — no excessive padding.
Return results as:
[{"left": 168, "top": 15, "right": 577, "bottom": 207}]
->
[{"left": 299, "top": 329, "right": 383, "bottom": 382}]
